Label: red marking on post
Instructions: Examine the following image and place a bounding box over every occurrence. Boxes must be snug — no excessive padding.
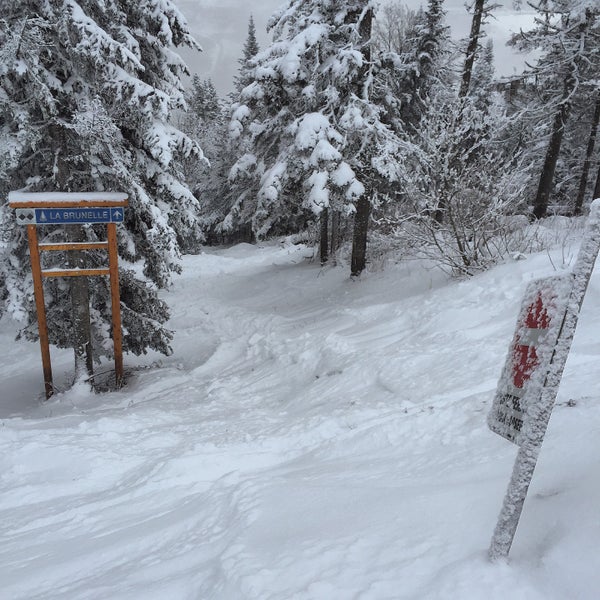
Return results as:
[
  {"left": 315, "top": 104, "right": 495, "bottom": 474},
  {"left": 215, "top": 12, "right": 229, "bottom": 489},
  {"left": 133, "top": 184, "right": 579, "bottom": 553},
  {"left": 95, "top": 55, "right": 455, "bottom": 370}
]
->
[
  {"left": 525, "top": 295, "right": 550, "bottom": 329},
  {"left": 512, "top": 293, "right": 550, "bottom": 389},
  {"left": 512, "top": 345, "right": 539, "bottom": 388}
]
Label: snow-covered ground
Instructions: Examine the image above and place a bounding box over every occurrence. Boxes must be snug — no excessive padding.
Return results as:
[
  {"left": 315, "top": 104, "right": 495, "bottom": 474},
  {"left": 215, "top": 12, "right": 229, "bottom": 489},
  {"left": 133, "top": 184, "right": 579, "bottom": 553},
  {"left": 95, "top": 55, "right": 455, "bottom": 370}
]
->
[{"left": 1, "top": 229, "right": 599, "bottom": 599}]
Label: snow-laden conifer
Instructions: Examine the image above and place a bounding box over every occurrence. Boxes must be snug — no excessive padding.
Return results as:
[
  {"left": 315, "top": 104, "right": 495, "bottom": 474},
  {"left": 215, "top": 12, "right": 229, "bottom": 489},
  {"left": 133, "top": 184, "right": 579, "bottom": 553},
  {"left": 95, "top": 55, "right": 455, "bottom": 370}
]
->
[
  {"left": 226, "top": 0, "right": 406, "bottom": 274},
  {"left": 234, "top": 15, "right": 261, "bottom": 94},
  {"left": 373, "top": 0, "right": 452, "bottom": 135},
  {"left": 403, "top": 85, "right": 530, "bottom": 275},
  {"left": 200, "top": 18, "right": 262, "bottom": 245},
  {"left": 0, "top": 0, "right": 203, "bottom": 375},
  {"left": 178, "top": 76, "right": 235, "bottom": 246}
]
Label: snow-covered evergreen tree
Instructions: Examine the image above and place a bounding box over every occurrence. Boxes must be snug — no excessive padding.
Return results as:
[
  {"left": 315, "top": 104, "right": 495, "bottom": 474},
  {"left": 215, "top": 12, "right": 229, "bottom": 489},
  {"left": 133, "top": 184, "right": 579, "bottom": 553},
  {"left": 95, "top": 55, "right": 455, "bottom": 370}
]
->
[
  {"left": 226, "top": 0, "right": 406, "bottom": 274},
  {"left": 234, "top": 15, "right": 260, "bottom": 94},
  {"left": 0, "top": 1, "right": 203, "bottom": 375},
  {"left": 469, "top": 39, "right": 495, "bottom": 111},
  {"left": 458, "top": 0, "right": 494, "bottom": 99},
  {"left": 386, "top": 0, "right": 532, "bottom": 274},
  {"left": 185, "top": 76, "right": 221, "bottom": 123},
  {"left": 178, "top": 76, "right": 234, "bottom": 246},
  {"left": 378, "top": 0, "right": 452, "bottom": 134},
  {"left": 188, "top": 17, "right": 263, "bottom": 245}
]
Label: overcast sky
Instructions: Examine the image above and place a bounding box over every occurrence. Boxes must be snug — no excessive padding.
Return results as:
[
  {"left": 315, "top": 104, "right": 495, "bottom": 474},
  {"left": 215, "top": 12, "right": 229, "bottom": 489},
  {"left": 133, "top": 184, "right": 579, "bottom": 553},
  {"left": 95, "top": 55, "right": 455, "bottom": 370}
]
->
[{"left": 174, "top": 0, "right": 536, "bottom": 96}]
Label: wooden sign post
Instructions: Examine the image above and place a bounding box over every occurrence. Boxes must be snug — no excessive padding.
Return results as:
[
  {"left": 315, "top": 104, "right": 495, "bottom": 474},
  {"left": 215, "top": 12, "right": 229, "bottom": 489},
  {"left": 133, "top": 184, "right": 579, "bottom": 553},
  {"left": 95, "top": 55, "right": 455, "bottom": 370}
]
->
[{"left": 8, "top": 192, "right": 128, "bottom": 398}]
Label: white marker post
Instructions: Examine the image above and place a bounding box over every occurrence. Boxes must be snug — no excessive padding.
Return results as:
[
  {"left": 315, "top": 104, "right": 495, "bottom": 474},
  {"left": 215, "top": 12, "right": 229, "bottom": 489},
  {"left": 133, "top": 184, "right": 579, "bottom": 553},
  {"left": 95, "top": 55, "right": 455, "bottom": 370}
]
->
[{"left": 488, "top": 199, "right": 600, "bottom": 560}]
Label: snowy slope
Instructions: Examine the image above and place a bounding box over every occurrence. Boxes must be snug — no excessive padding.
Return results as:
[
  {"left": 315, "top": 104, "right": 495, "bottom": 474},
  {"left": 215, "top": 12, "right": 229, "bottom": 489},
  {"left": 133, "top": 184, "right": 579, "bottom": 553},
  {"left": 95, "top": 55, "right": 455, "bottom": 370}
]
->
[{"left": 1, "top": 234, "right": 599, "bottom": 599}]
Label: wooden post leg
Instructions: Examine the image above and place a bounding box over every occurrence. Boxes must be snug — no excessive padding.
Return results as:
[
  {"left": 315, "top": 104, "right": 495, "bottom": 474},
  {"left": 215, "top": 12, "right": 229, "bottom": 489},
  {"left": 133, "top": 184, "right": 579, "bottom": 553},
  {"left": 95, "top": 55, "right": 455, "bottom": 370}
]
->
[
  {"left": 27, "top": 225, "right": 53, "bottom": 398},
  {"left": 107, "top": 223, "right": 124, "bottom": 387}
]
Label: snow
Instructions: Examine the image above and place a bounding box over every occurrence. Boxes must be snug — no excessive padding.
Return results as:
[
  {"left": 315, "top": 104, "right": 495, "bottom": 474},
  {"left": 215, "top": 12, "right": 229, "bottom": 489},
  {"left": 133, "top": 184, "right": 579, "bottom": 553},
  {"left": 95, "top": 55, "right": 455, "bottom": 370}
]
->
[
  {"left": 145, "top": 121, "right": 190, "bottom": 167},
  {"left": 309, "top": 139, "right": 342, "bottom": 165},
  {"left": 259, "top": 161, "right": 287, "bottom": 203},
  {"left": 331, "top": 161, "right": 356, "bottom": 187},
  {"left": 346, "top": 178, "right": 366, "bottom": 199},
  {"left": 307, "top": 170, "right": 329, "bottom": 210},
  {"left": 274, "top": 24, "right": 329, "bottom": 82},
  {"left": 293, "top": 113, "right": 335, "bottom": 150},
  {"left": 1, "top": 236, "right": 600, "bottom": 599},
  {"left": 8, "top": 191, "right": 128, "bottom": 204}
]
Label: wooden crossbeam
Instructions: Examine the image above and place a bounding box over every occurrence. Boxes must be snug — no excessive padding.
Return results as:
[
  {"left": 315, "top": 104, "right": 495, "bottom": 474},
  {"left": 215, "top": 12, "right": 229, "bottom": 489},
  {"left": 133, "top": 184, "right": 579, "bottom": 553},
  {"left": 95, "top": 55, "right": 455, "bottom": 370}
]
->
[
  {"left": 39, "top": 242, "right": 109, "bottom": 252},
  {"left": 42, "top": 268, "right": 110, "bottom": 278}
]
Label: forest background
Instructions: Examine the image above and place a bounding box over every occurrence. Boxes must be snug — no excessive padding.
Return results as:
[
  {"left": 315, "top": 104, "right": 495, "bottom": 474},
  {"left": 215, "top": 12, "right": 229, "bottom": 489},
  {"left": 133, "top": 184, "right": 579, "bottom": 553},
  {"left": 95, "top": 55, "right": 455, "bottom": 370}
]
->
[
  {"left": 175, "top": 0, "right": 534, "bottom": 95},
  {"left": 0, "top": 0, "right": 599, "bottom": 380}
]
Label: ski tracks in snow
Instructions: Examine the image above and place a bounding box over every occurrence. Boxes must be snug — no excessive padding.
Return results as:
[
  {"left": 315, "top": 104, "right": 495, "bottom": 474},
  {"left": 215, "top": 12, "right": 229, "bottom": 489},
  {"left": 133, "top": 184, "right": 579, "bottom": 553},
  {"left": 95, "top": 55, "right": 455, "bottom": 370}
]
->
[{"left": 2, "top": 242, "right": 599, "bottom": 598}]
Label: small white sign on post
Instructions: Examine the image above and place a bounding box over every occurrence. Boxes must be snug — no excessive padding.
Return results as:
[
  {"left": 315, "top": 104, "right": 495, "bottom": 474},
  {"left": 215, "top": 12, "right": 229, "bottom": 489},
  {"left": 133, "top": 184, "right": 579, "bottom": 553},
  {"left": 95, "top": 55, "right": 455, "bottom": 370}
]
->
[
  {"left": 488, "top": 275, "right": 571, "bottom": 446},
  {"left": 488, "top": 199, "right": 600, "bottom": 560}
]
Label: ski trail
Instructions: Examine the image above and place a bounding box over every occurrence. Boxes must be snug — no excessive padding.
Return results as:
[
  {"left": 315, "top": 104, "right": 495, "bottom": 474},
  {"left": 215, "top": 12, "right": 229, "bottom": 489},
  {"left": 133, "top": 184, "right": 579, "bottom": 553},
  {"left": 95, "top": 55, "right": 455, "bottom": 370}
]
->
[{"left": 2, "top": 242, "right": 600, "bottom": 598}]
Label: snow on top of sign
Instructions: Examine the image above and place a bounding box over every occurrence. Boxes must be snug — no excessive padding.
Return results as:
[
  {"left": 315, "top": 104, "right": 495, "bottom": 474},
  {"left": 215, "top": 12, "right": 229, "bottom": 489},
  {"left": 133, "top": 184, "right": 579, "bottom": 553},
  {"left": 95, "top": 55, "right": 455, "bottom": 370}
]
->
[{"left": 8, "top": 191, "right": 128, "bottom": 204}]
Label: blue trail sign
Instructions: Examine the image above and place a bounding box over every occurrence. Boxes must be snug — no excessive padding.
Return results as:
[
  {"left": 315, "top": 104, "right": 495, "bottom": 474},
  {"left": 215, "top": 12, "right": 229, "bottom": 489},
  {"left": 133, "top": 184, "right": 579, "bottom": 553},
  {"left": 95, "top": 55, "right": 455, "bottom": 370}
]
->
[{"left": 16, "top": 207, "right": 124, "bottom": 225}]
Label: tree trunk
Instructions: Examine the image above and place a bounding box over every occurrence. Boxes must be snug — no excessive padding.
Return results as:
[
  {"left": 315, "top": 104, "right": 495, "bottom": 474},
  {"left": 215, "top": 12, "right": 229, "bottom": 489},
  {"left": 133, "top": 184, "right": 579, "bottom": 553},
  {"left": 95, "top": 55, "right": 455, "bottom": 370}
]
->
[
  {"left": 433, "top": 190, "right": 446, "bottom": 225},
  {"left": 320, "top": 207, "right": 329, "bottom": 265},
  {"left": 573, "top": 93, "right": 600, "bottom": 215},
  {"left": 68, "top": 224, "right": 93, "bottom": 381},
  {"left": 49, "top": 125, "right": 93, "bottom": 381},
  {"left": 458, "top": 0, "right": 486, "bottom": 99},
  {"left": 351, "top": 194, "right": 371, "bottom": 276},
  {"left": 330, "top": 209, "right": 340, "bottom": 260},
  {"left": 532, "top": 73, "right": 576, "bottom": 219},
  {"left": 594, "top": 161, "right": 600, "bottom": 201},
  {"left": 357, "top": 7, "right": 373, "bottom": 94},
  {"left": 349, "top": 7, "right": 373, "bottom": 277}
]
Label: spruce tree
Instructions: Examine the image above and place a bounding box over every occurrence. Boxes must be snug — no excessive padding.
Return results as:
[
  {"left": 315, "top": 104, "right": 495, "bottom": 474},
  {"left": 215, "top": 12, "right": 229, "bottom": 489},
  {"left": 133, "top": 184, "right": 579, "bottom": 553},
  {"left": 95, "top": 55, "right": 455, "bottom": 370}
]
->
[
  {"left": 469, "top": 39, "right": 495, "bottom": 111},
  {"left": 0, "top": 1, "right": 203, "bottom": 380},
  {"left": 372, "top": 0, "right": 452, "bottom": 135},
  {"left": 196, "top": 16, "right": 263, "bottom": 245},
  {"left": 226, "top": 0, "right": 405, "bottom": 275},
  {"left": 234, "top": 15, "right": 260, "bottom": 93},
  {"left": 179, "top": 76, "right": 231, "bottom": 246},
  {"left": 396, "top": 0, "right": 530, "bottom": 273},
  {"left": 402, "top": 0, "right": 451, "bottom": 132}
]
